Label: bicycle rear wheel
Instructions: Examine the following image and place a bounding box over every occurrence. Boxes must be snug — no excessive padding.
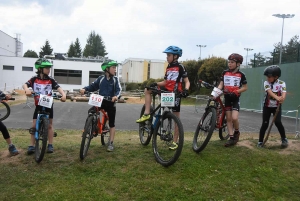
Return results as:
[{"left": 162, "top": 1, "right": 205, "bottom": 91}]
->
[
  {"left": 35, "top": 116, "right": 48, "bottom": 163},
  {"left": 0, "top": 101, "right": 10, "bottom": 121},
  {"left": 138, "top": 104, "right": 154, "bottom": 146},
  {"left": 101, "top": 119, "right": 110, "bottom": 146},
  {"left": 219, "top": 116, "right": 229, "bottom": 140},
  {"left": 193, "top": 107, "right": 216, "bottom": 153},
  {"left": 80, "top": 115, "right": 94, "bottom": 159},
  {"left": 152, "top": 111, "right": 184, "bottom": 167}
]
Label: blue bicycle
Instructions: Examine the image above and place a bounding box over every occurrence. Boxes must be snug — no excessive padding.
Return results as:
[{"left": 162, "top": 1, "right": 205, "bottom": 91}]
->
[
  {"left": 31, "top": 92, "right": 52, "bottom": 163},
  {"left": 138, "top": 86, "right": 184, "bottom": 167}
]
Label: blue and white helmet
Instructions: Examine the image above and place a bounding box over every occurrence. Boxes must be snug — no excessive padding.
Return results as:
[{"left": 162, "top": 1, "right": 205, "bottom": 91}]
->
[{"left": 163, "top": 46, "right": 182, "bottom": 57}]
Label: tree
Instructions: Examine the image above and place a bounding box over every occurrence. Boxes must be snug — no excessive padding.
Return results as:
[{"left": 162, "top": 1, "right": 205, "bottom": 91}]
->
[
  {"left": 248, "top": 52, "right": 266, "bottom": 67},
  {"left": 198, "top": 57, "right": 227, "bottom": 85},
  {"left": 39, "top": 40, "right": 53, "bottom": 58},
  {"left": 83, "top": 31, "right": 107, "bottom": 57},
  {"left": 182, "top": 59, "right": 205, "bottom": 93},
  {"left": 23, "top": 50, "right": 38, "bottom": 58},
  {"left": 74, "top": 38, "right": 82, "bottom": 57},
  {"left": 67, "top": 42, "right": 76, "bottom": 57}
]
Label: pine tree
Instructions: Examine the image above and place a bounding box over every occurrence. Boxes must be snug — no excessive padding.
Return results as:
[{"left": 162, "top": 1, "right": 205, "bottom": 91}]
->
[
  {"left": 83, "top": 31, "right": 107, "bottom": 57},
  {"left": 67, "top": 42, "right": 76, "bottom": 57},
  {"left": 74, "top": 38, "right": 82, "bottom": 57},
  {"left": 39, "top": 40, "right": 53, "bottom": 58}
]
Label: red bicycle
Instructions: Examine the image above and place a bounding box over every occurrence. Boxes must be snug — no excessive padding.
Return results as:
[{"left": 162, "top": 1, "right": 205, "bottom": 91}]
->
[
  {"left": 192, "top": 80, "right": 229, "bottom": 153},
  {"left": 80, "top": 95, "right": 110, "bottom": 160}
]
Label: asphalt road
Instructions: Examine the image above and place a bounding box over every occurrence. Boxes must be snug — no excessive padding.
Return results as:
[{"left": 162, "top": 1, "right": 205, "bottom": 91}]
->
[{"left": 1, "top": 101, "right": 297, "bottom": 134}]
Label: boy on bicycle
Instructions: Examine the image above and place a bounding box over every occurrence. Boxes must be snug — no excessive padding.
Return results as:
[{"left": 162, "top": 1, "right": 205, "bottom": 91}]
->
[
  {"left": 136, "top": 46, "right": 190, "bottom": 150},
  {"left": 0, "top": 90, "right": 19, "bottom": 155},
  {"left": 80, "top": 60, "right": 121, "bottom": 152},
  {"left": 217, "top": 53, "right": 247, "bottom": 147},
  {"left": 258, "top": 65, "right": 287, "bottom": 148},
  {"left": 23, "top": 58, "right": 66, "bottom": 154}
]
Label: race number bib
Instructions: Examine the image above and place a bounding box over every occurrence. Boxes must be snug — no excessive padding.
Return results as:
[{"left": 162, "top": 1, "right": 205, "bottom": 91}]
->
[
  {"left": 161, "top": 93, "right": 175, "bottom": 107},
  {"left": 38, "top": 95, "right": 53, "bottom": 108},
  {"left": 88, "top": 94, "right": 103, "bottom": 107}
]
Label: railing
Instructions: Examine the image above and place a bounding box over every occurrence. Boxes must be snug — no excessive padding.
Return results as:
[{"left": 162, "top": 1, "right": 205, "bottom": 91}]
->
[{"left": 286, "top": 105, "right": 300, "bottom": 138}]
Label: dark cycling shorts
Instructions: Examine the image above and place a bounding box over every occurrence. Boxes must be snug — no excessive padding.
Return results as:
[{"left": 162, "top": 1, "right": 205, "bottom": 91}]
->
[
  {"left": 224, "top": 94, "right": 240, "bottom": 112},
  {"left": 33, "top": 105, "right": 54, "bottom": 119},
  {"left": 100, "top": 100, "right": 116, "bottom": 128},
  {"left": 159, "top": 86, "right": 181, "bottom": 113}
]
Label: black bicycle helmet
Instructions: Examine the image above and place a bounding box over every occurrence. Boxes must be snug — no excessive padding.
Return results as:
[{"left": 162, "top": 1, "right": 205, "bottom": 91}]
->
[
  {"left": 263, "top": 65, "right": 281, "bottom": 77},
  {"left": 228, "top": 53, "right": 243, "bottom": 64}
]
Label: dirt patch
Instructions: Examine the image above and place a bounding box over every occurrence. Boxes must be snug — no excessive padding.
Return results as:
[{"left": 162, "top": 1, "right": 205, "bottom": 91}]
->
[
  {"left": 0, "top": 149, "right": 24, "bottom": 164},
  {"left": 123, "top": 97, "right": 145, "bottom": 104}
]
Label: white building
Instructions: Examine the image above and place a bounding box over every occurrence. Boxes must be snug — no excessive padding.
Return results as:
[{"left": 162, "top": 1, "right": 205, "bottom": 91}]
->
[
  {"left": 121, "top": 58, "right": 168, "bottom": 83},
  {"left": 0, "top": 30, "right": 23, "bottom": 57}
]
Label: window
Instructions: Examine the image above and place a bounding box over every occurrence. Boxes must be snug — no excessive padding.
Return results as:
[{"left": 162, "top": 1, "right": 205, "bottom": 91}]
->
[
  {"left": 22, "top": 66, "right": 33, "bottom": 71},
  {"left": 89, "top": 71, "right": 104, "bottom": 84},
  {"left": 3, "top": 65, "right": 14, "bottom": 70},
  {"left": 54, "top": 69, "right": 82, "bottom": 85}
]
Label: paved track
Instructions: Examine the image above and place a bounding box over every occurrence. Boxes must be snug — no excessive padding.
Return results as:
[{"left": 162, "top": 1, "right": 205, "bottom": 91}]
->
[{"left": 2, "top": 102, "right": 297, "bottom": 134}]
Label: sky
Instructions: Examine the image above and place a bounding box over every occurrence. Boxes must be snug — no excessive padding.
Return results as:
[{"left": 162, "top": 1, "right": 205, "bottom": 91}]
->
[{"left": 0, "top": 0, "right": 299, "bottom": 64}]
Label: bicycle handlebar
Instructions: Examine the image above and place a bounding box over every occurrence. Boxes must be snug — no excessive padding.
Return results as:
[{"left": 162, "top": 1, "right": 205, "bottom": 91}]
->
[
  {"left": 199, "top": 80, "right": 214, "bottom": 89},
  {"left": 0, "top": 97, "right": 15, "bottom": 101}
]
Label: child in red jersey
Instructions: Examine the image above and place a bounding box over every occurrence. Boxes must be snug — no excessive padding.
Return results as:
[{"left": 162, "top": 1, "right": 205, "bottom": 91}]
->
[
  {"left": 23, "top": 58, "right": 66, "bottom": 154},
  {"left": 136, "top": 46, "right": 190, "bottom": 150},
  {"left": 217, "top": 53, "right": 248, "bottom": 147}
]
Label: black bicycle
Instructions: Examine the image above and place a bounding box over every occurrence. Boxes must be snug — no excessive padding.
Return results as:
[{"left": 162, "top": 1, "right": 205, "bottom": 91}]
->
[
  {"left": 0, "top": 96, "right": 15, "bottom": 121},
  {"left": 138, "top": 86, "right": 184, "bottom": 167}
]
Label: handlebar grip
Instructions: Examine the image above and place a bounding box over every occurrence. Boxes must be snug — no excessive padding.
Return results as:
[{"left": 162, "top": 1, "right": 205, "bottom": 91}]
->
[{"left": 9, "top": 98, "right": 15, "bottom": 100}]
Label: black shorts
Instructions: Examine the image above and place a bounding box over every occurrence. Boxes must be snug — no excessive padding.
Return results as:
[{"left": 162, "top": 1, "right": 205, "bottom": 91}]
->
[
  {"left": 33, "top": 105, "right": 54, "bottom": 119},
  {"left": 224, "top": 94, "right": 240, "bottom": 112},
  {"left": 100, "top": 100, "right": 116, "bottom": 128}
]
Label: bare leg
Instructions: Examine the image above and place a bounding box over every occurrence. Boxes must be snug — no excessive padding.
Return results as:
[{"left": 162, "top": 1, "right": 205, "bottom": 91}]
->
[
  {"left": 144, "top": 89, "right": 152, "bottom": 114},
  {"left": 109, "top": 127, "right": 115, "bottom": 142},
  {"left": 48, "top": 119, "right": 54, "bottom": 144},
  {"left": 232, "top": 110, "right": 239, "bottom": 130},
  {"left": 5, "top": 138, "right": 12, "bottom": 145},
  {"left": 226, "top": 111, "right": 234, "bottom": 136},
  {"left": 30, "top": 119, "right": 37, "bottom": 146},
  {"left": 173, "top": 112, "right": 180, "bottom": 143}
]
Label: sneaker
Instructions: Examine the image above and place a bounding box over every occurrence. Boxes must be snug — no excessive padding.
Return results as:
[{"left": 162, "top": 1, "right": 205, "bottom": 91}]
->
[
  {"left": 281, "top": 138, "right": 288, "bottom": 148},
  {"left": 47, "top": 144, "right": 54, "bottom": 153},
  {"left": 169, "top": 142, "right": 178, "bottom": 150},
  {"left": 257, "top": 142, "right": 263, "bottom": 148},
  {"left": 136, "top": 114, "right": 151, "bottom": 123},
  {"left": 107, "top": 143, "right": 114, "bottom": 152},
  {"left": 27, "top": 146, "right": 35, "bottom": 155},
  {"left": 224, "top": 138, "right": 235, "bottom": 147},
  {"left": 8, "top": 144, "right": 19, "bottom": 156},
  {"left": 233, "top": 130, "right": 240, "bottom": 143}
]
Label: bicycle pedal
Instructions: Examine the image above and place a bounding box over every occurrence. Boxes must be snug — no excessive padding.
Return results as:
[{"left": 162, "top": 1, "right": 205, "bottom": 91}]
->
[{"left": 54, "top": 132, "right": 57, "bottom": 137}]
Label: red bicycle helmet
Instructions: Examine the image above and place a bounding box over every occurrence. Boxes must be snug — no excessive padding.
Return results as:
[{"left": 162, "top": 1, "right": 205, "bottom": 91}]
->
[{"left": 228, "top": 53, "right": 243, "bottom": 64}]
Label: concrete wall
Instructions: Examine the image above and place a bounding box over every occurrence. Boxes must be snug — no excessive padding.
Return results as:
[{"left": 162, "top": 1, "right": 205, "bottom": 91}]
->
[{"left": 0, "top": 31, "right": 23, "bottom": 57}]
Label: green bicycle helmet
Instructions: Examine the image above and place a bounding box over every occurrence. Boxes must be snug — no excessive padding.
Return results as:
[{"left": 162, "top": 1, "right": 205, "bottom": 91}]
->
[
  {"left": 101, "top": 61, "right": 118, "bottom": 71},
  {"left": 35, "top": 58, "right": 53, "bottom": 69}
]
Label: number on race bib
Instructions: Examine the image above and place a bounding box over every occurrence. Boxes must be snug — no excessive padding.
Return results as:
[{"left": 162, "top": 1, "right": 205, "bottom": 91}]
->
[
  {"left": 161, "top": 93, "right": 175, "bottom": 107},
  {"left": 88, "top": 94, "right": 104, "bottom": 107}
]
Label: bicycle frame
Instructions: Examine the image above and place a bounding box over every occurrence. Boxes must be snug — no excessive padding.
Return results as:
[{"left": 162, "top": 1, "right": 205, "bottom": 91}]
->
[
  {"left": 93, "top": 106, "right": 109, "bottom": 134},
  {"left": 207, "top": 96, "right": 226, "bottom": 130}
]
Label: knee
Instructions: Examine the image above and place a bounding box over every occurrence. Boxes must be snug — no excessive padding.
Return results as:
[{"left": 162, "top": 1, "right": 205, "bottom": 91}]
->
[{"left": 48, "top": 124, "right": 53, "bottom": 130}]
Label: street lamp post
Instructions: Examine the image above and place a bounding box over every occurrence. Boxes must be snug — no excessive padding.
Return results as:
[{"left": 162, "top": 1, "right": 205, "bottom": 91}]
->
[
  {"left": 272, "top": 13, "right": 295, "bottom": 64},
  {"left": 244, "top": 48, "right": 253, "bottom": 67},
  {"left": 196, "top": 45, "right": 206, "bottom": 60}
]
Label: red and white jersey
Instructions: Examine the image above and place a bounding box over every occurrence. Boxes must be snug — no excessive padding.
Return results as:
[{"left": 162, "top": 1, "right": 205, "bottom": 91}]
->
[
  {"left": 263, "top": 79, "right": 286, "bottom": 107},
  {"left": 221, "top": 70, "right": 247, "bottom": 94},
  {"left": 25, "top": 75, "right": 60, "bottom": 105},
  {"left": 164, "top": 62, "right": 188, "bottom": 92}
]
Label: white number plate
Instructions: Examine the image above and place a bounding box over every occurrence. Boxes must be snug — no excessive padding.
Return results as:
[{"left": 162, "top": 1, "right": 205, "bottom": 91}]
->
[
  {"left": 161, "top": 93, "right": 175, "bottom": 107},
  {"left": 38, "top": 94, "right": 53, "bottom": 108},
  {"left": 88, "top": 94, "right": 103, "bottom": 107}
]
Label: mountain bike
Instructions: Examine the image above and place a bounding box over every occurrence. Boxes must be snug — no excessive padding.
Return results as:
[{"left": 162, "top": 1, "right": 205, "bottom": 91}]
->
[
  {"left": 138, "top": 86, "right": 184, "bottom": 167},
  {"left": 80, "top": 92, "right": 110, "bottom": 160},
  {"left": 0, "top": 96, "right": 15, "bottom": 121},
  {"left": 192, "top": 80, "right": 229, "bottom": 153},
  {"left": 31, "top": 92, "right": 53, "bottom": 163}
]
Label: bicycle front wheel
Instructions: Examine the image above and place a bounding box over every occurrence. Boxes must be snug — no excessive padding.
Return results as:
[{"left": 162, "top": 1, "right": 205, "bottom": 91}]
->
[
  {"left": 219, "top": 115, "right": 229, "bottom": 140},
  {"left": 138, "top": 104, "right": 154, "bottom": 146},
  {"left": 80, "top": 116, "right": 94, "bottom": 159},
  {"left": 152, "top": 112, "right": 184, "bottom": 167},
  {"left": 193, "top": 107, "right": 216, "bottom": 153},
  {"left": 0, "top": 101, "right": 10, "bottom": 121},
  {"left": 35, "top": 116, "right": 48, "bottom": 163},
  {"left": 101, "top": 119, "right": 110, "bottom": 146}
]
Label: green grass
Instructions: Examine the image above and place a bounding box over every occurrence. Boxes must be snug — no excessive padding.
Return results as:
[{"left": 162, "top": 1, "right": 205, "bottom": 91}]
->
[{"left": 1, "top": 129, "right": 300, "bottom": 201}]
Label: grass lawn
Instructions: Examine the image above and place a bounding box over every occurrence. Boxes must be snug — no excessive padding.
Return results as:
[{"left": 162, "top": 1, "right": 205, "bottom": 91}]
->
[{"left": 1, "top": 129, "right": 300, "bottom": 201}]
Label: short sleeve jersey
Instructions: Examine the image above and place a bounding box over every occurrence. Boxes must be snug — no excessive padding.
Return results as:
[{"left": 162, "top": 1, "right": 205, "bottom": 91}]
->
[
  {"left": 164, "top": 62, "right": 188, "bottom": 92},
  {"left": 263, "top": 79, "right": 286, "bottom": 107},
  {"left": 25, "top": 75, "right": 60, "bottom": 105},
  {"left": 221, "top": 70, "right": 247, "bottom": 94}
]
